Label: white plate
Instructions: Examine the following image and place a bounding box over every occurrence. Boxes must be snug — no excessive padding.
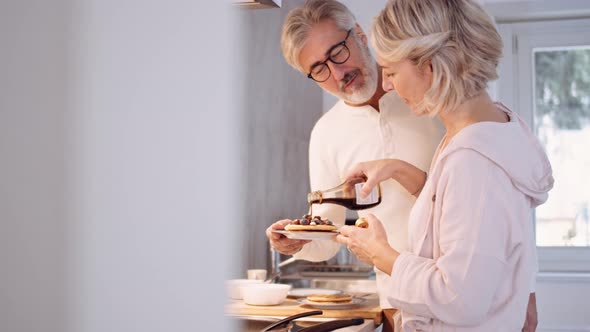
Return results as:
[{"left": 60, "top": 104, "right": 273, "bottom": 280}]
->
[
  {"left": 272, "top": 230, "right": 337, "bottom": 240},
  {"left": 297, "top": 297, "right": 366, "bottom": 310},
  {"left": 288, "top": 288, "right": 342, "bottom": 298}
]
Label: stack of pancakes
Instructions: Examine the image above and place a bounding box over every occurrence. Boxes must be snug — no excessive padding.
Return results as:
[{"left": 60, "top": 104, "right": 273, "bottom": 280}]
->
[{"left": 306, "top": 293, "right": 353, "bottom": 303}]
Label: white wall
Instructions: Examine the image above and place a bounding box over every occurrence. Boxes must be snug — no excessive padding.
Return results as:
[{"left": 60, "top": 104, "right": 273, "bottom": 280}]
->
[
  {"left": 536, "top": 274, "right": 590, "bottom": 331},
  {"left": 1, "top": 1, "right": 237, "bottom": 331}
]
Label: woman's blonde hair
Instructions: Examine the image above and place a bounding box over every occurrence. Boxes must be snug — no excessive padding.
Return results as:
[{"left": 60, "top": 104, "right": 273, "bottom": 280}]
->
[
  {"left": 281, "top": 0, "right": 356, "bottom": 73},
  {"left": 370, "top": 0, "right": 502, "bottom": 116}
]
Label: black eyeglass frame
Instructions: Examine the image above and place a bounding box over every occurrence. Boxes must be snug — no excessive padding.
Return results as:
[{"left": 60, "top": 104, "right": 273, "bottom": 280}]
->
[{"left": 306, "top": 29, "right": 353, "bottom": 82}]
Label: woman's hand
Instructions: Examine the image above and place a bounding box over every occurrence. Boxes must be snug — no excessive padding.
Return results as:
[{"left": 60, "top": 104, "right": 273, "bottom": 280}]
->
[
  {"left": 266, "top": 219, "right": 310, "bottom": 255},
  {"left": 335, "top": 214, "right": 399, "bottom": 274},
  {"left": 345, "top": 159, "right": 427, "bottom": 198},
  {"left": 344, "top": 159, "right": 399, "bottom": 198}
]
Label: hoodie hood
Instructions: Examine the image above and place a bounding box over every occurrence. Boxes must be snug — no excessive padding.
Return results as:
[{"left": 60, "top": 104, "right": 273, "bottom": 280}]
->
[{"left": 437, "top": 103, "right": 554, "bottom": 207}]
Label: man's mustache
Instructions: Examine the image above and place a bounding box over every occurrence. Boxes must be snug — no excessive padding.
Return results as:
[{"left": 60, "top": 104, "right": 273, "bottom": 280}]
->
[{"left": 339, "top": 69, "right": 360, "bottom": 91}]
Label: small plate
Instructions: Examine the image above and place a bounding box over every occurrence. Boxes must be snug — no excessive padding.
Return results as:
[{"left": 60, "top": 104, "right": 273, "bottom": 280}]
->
[
  {"left": 288, "top": 288, "right": 342, "bottom": 298},
  {"left": 297, "top": 297, "right": 366, "bottom": 310},
  {"left": 272, "top": 229, "right": 338, "bottom": 240}
]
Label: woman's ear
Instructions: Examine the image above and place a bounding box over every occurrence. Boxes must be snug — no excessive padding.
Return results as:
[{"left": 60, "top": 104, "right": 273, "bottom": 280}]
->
[
  {"left": 421, "top": 59, "right": 434, "bottom": 84},
  {"left": 425, "top": 59, "right": 433, "bottom": 73},
  {"left": 422, "top": 59, "right": 433, "bottom": 77}
]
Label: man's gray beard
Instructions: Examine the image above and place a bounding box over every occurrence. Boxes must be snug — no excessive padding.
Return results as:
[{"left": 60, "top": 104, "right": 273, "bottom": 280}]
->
[
  {"left": 330, "top": 44, "right": 378, "bottom": 105},
  {"left": 344, "top": 60, "right": 378, "bottom": 105}
]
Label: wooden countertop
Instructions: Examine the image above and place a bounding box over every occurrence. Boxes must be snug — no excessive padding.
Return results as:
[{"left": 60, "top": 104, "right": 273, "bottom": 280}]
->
[{"left": 225, "top": 294, "right": 385, "bottom": 326}]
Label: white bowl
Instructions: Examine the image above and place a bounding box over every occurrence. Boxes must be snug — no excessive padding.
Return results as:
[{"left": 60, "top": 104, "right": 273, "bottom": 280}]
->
[
  {"left": 226, "top": 279, "right": 263, "bottom": 300},
  {"left": 241, "top": 283, "right": 291, "bottom": 306}
]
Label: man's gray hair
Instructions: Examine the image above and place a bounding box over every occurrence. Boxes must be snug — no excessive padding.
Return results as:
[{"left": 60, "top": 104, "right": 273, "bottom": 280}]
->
[{"left": 281, "top": 0, "right": 356, "bottom": 73}]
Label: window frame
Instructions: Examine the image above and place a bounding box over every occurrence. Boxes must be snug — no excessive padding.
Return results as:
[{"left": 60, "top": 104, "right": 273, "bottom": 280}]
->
[{"left": 495, "top": 17, "right": 590, "bottom": 273}]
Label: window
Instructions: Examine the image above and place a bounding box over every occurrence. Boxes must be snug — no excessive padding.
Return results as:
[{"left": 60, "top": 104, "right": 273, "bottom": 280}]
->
[
  {"left": 497, "top": 18, "right": 590, "bottom": 272},
  {"left": 534, "top": 47, "right": 590, "bottom": 247}
]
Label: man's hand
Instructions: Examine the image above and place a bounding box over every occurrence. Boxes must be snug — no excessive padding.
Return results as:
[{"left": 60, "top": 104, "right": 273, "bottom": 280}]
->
[
  {"left": 265, "top": 219, "right": 310, "bottom": 255},
  {"left": 522, "top": 292, "right": 538, "bottom": 332}
]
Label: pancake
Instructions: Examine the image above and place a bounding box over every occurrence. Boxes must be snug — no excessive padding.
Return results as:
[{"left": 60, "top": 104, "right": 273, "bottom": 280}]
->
[
  {"left": 306, "top": 293, "right": 353, "bottom": 303},
  {"left": 284, "top": 224, "right": 337, "bottom": 232},
  {"left": 284, "top": 215, "right": 336, "bottom": 232}
]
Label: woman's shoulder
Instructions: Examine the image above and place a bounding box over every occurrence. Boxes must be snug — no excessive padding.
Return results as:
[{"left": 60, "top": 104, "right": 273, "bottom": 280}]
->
[{"left": 437, "top": 148, "right": 506, "bottom": 182}]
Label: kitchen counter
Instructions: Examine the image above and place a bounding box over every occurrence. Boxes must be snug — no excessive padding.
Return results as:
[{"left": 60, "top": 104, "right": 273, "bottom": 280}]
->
[{"left": 225, "top": 293, "right": 388, "bottom": 331}]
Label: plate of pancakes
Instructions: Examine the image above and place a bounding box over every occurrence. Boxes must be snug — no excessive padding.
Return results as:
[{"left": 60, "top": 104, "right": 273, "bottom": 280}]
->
[{"left": 273, "top": 215, "right": 339, "bottom": 240}]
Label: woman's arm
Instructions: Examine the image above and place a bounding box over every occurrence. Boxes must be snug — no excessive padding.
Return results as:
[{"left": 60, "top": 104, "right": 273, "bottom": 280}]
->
[{"left": 390, "top": 159, "right": 428, "bottom": 197}]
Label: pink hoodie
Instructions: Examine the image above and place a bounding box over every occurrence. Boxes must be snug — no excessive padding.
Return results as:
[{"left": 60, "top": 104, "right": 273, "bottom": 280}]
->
[{"left": 381, "top": 104, "right": 554, "bottom": 331}]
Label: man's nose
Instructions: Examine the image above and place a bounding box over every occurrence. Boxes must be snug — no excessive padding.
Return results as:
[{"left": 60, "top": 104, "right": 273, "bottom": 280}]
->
[{"left": 327, "top": 61, "right": 347, "bottom": 81}]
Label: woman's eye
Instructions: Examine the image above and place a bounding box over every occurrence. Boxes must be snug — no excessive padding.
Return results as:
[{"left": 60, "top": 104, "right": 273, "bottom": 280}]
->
[{"left": 386, "top": 73, "right": 396, "bottom": 78}]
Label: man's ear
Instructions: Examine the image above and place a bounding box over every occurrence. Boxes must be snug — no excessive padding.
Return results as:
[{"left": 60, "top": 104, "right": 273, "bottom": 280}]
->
[{"left": 354, "top": 23, "right": 368, "bottom": 46}]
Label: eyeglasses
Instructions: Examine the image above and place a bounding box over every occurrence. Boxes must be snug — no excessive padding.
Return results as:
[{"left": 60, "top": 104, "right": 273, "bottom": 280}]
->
[{"left": 307, "top": 29, "right": 352, "bottom": 82}]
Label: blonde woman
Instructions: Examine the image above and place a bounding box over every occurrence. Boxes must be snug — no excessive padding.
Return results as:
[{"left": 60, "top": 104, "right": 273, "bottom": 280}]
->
[{"left": 336, "top": 0, "right": 554, "bottom": 331}]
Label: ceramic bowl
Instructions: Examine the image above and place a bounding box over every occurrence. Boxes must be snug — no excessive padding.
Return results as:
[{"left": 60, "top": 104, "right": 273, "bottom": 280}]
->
[
  {"left": 226, "top": 279, "right": 263, "bottom": 300},
  {"left": 241, "top": 283, "right": 291, "bottom": 306}
]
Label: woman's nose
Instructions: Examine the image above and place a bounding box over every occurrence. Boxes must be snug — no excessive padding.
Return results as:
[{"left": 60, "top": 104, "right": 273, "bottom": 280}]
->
[{"left": 382, "top": 78, "right": 394, "bottom": 92}]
